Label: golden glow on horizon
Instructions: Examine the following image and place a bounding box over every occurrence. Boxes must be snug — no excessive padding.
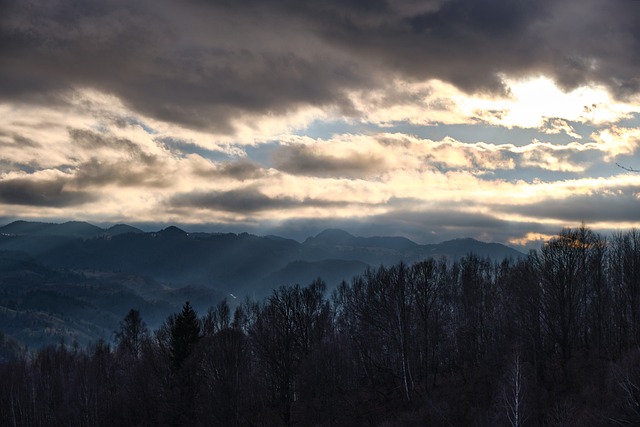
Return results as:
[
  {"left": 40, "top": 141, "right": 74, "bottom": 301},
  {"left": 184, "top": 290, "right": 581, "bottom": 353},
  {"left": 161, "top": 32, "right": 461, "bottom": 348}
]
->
[{"left": 509, "top": 232, "right": 558, "bottom": 247}]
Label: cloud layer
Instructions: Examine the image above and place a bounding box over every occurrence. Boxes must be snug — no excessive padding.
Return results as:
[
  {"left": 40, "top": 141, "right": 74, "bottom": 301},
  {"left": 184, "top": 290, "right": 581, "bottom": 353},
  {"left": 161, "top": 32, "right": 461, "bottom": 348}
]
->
[
  {"left": 4, "top": 0, "right": 640, "bottom": 130},
  {"left": 1, "top": 0, "right": 640, "bottom": 247}
]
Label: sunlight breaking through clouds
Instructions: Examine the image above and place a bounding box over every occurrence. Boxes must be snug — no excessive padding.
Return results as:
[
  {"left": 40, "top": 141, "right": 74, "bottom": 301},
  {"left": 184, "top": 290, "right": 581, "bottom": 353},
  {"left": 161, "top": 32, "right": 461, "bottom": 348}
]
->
[
  {"left": 1, "top": 83, "right": 639, "bottom": 249},
  {"left": 1, "top": 0, "right": 640, "bottom": 248}
]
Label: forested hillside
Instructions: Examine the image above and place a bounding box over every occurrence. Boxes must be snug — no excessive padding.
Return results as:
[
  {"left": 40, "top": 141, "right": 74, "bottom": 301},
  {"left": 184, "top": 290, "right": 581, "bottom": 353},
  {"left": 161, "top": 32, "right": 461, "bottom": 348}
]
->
[
  {"left": 1, "top": 226, "right": 639, "bottom": 426},
  {"left": 0, "top": 221, "right": 523, "bottom": 351},
  {"left": 0, "top": 221, "right": 523, "bottom": 294}
]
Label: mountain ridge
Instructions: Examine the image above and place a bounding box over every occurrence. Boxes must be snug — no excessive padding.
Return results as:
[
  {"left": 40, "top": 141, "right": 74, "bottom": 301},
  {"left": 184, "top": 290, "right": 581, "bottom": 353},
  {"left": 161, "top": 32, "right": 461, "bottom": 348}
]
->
[
  {"left": 0, "top": 220, "right": 524, "bottom": 292},
  {"left": 0, "top": 220, "right": 144, "bottom": 238},
  {"left": 0, "top": 219, "right": 524, "bottom": 254},
  {"left": 0, "top": 220, "right": 525, "bottom": 350}
]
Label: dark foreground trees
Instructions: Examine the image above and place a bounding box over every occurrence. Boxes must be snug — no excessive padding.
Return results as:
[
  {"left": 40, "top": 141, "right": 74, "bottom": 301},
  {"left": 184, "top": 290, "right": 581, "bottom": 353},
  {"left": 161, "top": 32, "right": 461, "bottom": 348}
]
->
[{"left": 2, "top": 226, "right": 640, "bottom": 426}]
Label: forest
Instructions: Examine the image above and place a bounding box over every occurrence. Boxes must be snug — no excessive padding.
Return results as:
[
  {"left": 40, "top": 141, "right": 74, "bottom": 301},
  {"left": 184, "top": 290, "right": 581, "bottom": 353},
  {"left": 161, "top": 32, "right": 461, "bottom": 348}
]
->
[{"left": 1, "top": 226, "right": 639, "bottom": 426}]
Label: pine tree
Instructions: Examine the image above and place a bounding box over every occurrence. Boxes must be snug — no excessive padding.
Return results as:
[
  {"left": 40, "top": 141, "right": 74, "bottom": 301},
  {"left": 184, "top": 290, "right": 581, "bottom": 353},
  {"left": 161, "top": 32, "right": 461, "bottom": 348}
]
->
[{"left": 169, "top": 301, "right": 201, "bottom": 371}]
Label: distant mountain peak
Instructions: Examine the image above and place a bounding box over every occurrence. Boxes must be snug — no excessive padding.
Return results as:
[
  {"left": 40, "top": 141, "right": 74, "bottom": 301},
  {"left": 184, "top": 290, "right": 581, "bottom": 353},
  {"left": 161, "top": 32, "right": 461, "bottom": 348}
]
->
[
  {"left": 429, "top": 237, "right": 524, "bottom": 259},
  {"left": 304, "top": 229, "right": 355, "bottom": 245},
  {"left": 54, "top": 221, "right": 103, "bottom": 237},
  {"left": 303, "top": 228, "right": 419, "bottom": 251},
  {"left": 157, "top": 225, "right": 188, "bottom": 236},
  {"left": 316, "top": 229, "right": 355, "bottom": 239},
  {"left": 105, "top": 224, "right": 143, "bottom": 236},
  {"left": 7, "top": 220, "right": 32, "bottom": 226},
  {"left": 440, "top": 237, "right": 479, "bottom": 245},
  {"left": 0, "top": 220, "right": 53, "bottom": 235},
  {"left": 0, "top": 220, "right": 102, "bottom": 237}
]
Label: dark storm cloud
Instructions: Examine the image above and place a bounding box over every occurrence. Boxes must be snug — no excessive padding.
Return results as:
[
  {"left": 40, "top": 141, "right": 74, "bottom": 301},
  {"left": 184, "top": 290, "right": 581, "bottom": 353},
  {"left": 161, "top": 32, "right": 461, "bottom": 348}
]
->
[
  {"left": 494, "top": 187, "right": 640, "bottom": 223},
  {"left": 192, "top": 160, "right": 267, "bottom": 181},
  {"left": 3, "top": 0, "right": 640, "bottom": 132},
  {"left": 0, "top": 0, "right": 365, "bottom": 131},
  {"left": 274, "top": 145, "right": 385, "bottom": 178},
  {"left": 0, "top": 178, "right": 95, "bottom": 207},
  {"left": 169, "top": 187, "right": 344, "bottom": 213}
]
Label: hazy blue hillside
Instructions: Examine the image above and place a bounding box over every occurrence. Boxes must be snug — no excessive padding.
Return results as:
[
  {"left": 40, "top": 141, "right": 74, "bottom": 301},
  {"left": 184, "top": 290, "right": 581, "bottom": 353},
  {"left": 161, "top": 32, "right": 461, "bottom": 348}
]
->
[
  {"left": 0, "top": 220, "right": 104, "bottom": 238},
  {"left": 298, "top": 230, "right": 522, "bottom": 266},
  {"left": 104, "top": 224, "right": 144, "bottom": 236},
  {"left": 304, "top": 228, "right": 418, "bottom": 251},
  {"left": 0, "top": 330, "right": 23, "bottom": 362},
  {"left": 0, "top": 220, "right": 55, "bottom": 235},
  {"left": 421, "top": 237, "right": 524, "bottom": 261},
  {"left": 0, "top": 221, "right": 524, "bottom": 291},
  {"left": 0, "top": 249, "right": 225, "bottom": 349},
  {"left": 0, "top": 220, "right": 144, "bottom": 238},
  {"left": 263, "top": 259, "right": 370, "bottom": 294},
  {"left": 0, "top": 220, "right": 525, "bottom": 350}
]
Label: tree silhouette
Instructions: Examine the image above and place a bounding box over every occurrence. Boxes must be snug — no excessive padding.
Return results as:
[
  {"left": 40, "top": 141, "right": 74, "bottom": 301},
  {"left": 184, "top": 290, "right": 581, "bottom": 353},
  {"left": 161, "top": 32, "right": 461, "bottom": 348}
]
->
[
  {"left": 8, "top": 226, "right": 640, "bottom": 425},
  {"left": 533, "top": 228, "right": 584, "bottom": 388},
  {"left": 169, "top": 301, "right": 201, "bottom": 372},
  {"left": 115, "top": 309, "right": 149, "bottom": 358}
]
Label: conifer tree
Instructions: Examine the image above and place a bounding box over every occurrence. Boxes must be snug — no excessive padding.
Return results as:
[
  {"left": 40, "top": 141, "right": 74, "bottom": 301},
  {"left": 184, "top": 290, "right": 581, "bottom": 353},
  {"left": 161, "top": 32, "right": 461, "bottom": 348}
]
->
[{"left": 169, "top": 301, "right": 201, "bottom": 371}]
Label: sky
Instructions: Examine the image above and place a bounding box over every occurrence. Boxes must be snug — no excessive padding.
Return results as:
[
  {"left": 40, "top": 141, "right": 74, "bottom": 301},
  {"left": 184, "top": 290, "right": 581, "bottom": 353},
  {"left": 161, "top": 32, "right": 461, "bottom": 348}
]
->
[{"left": 0, "top": 0, "right": 639, "bottom": 249}]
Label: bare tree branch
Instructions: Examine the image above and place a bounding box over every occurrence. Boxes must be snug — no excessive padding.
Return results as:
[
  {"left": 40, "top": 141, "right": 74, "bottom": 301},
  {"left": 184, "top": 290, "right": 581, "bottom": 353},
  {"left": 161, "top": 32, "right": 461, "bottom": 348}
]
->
[{"left": 616, "top": 163, "right": 640, "bottom": 172}]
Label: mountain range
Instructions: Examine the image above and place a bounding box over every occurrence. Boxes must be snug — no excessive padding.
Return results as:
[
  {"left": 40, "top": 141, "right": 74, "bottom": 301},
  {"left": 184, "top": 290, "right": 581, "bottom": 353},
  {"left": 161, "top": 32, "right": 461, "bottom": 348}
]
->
[
  {"left": 0, "top": 220, "right": 523, "bottom": 353},
  {"left": 0, "top": 221, "right": 523, "bottom": 291}
]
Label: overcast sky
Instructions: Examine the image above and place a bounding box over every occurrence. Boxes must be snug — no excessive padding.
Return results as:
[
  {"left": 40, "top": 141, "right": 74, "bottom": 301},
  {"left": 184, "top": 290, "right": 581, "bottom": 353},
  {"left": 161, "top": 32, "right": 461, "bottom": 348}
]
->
[{"left": 1, "top": 0, "right": 639, "bottom": 248}]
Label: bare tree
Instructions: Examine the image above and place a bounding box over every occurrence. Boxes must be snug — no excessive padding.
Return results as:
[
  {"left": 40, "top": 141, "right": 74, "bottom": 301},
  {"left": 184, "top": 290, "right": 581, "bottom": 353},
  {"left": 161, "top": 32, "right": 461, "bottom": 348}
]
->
[
  {"left": 411, "top": 258, "right": 446, "bottom": 390},
  {"left": 616, "top": 367, "right": 640, "bottom": 421},
  {"left": 610, "top": 229, "right": 640, "bottom": 350},
  {"left": 115, "top": 309, "right": 149, "bottom": 359},
  {"left": 533, "top": 228, "right": 584, "bottom": 387},
  {"left": 196, "top": 327, "right": 250, "bottom": 426},
  {"left": 503, "top": 352, "right": 526, "bottom": 427},
  {"left": 250, "top": 281, "right": 328, "bottom": 426},
  {"left": 202, "top": 299, "right": 231, "bottom": 337}
]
